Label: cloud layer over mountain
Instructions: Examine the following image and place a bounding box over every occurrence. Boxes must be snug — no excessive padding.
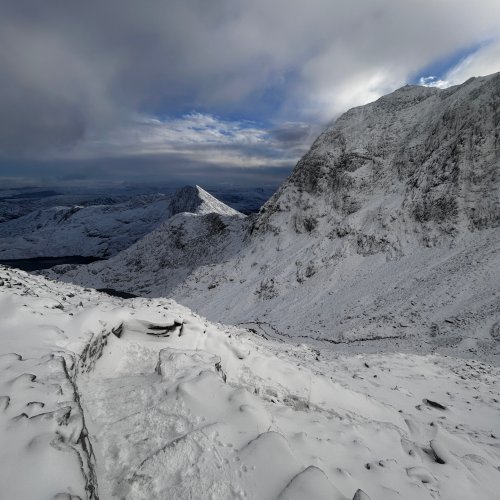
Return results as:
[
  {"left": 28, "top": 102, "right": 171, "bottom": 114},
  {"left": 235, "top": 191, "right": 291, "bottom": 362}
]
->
[{"left": 1, "top": 0, "right": 499, "bottom": 184}]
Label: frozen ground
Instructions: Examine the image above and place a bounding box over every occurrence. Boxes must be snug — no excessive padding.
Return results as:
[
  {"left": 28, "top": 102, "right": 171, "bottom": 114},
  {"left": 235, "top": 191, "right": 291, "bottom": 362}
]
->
[{"left": 1, "top": 266, "right": 500, "bottom": 499}]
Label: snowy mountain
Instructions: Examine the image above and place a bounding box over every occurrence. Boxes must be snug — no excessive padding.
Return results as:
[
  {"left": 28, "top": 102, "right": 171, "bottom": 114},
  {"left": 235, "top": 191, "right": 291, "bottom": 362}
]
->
[
  {"left": 2, "top": 266, "right": 500, "bottom": 499},
  {"left": 0, "top": 185, "right": 240, "bottom": 259},
  {"left": 48, "top": 72, "right": 500, "bottom": 362},
  {"left": 0, "top": 185, "right": 274, "bottom": 226},
  {"left": 47, "top": 204, "right": 246, "bottom": 294},
  {"left": 0, "top": 189, "right": 134, "bottom": 225},
  {"left": 254, "top": 74, "right": 498, "bottom": 246}
]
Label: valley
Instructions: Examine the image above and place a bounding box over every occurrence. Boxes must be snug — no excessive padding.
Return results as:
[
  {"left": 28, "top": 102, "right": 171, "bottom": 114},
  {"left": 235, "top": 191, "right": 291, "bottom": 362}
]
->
[{"left": 0, "top": 255, "right": 104, "bottom": 271}]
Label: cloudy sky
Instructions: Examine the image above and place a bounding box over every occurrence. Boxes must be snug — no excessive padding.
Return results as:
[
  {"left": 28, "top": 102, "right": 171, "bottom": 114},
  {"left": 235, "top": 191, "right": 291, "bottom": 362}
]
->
[{"left": 1, "top": 0, "right": 499, "bottom": 187}]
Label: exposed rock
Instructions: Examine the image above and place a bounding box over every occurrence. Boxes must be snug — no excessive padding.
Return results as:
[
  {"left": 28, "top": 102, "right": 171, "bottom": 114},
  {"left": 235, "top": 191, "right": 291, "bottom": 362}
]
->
[
  {"left": 491, "top": 321, "right": 500, "bottom": 341},
  {"left": 423, "top": 398, "right": 447, "bottom": 410},
  {"left": 352, "top": 488, "right": 371, "bottom": 500}
]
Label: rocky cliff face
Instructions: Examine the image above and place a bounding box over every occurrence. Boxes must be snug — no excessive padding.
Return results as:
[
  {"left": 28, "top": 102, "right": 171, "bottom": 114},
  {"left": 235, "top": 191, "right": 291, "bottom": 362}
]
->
[
  {"left": 172, "top": 73, "right": 500, "bottom": 359},
  {"left": 255, "top": 74, "right": 499, "bottom": 253}
]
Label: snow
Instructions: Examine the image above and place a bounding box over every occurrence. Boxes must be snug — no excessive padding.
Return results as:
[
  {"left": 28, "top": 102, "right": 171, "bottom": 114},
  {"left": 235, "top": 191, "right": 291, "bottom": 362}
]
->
[
  {"left": 45, "top": 210, "right": 247, "bottom": 294},
  {"left": 0, "top": 185, "right": 241, "bottom": 259},
  {"left": 2, "top": 267, "right": 500, "bottom": 499},
  {"left": 2, "top": 73, "right": 500, "bottom": 499},
  {"left": 43, "top": 73, "right": 500, "bottom": 365}
]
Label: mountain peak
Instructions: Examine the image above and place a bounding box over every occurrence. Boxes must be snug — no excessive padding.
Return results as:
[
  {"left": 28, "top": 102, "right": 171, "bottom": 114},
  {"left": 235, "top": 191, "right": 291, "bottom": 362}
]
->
[
  {"left": 168, "top": 185, "right": 243, "bottom": 218},
  {"left": 255, "top": 71, "right": 500, "bottom": 245}
]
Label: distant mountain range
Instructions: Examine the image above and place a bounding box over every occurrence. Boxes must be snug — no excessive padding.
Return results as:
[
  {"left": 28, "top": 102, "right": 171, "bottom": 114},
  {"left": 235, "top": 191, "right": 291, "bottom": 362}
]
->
[
  {"left": 0, "top": 186, "right": 242, "bottom": 259},
  {"left": 0, "top": 185, "right": 276, "bottom": 224}
]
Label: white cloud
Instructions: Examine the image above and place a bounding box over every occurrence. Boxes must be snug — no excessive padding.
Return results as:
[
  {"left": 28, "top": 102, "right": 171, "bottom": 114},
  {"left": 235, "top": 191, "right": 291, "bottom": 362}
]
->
[
  {"left": 79, "top": 113, "right": 266, "bottom": 153},
  {"left": 56, "top": 112, "right": 311, "bottom": 170},
  {"left": 418, "top": 76, "right": 449, "bottom": 89},
  {"left": 441, "top": 39, "right": 500, "bottom": 86},
  {"left": 419, "top": 39, "right": 500, "bottom": 90}
]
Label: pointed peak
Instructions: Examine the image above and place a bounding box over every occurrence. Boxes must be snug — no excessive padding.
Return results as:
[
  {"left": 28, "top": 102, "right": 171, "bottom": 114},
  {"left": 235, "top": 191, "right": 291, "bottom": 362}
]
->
[
  {"left": 174, "top": 185, "right": 200, "bottom": 196},
  {"left": 169, "top": 185, "right": 243, "bottom": 218},
  {"left": 194, "top": 184, "right": 213, "bottom": 199}
]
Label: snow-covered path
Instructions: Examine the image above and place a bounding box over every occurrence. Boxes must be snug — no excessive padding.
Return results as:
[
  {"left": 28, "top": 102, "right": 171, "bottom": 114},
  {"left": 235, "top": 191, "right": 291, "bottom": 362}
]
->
[
  {"left": 1, "top": 267, "right": 500, "bottom": 499},
  {"left": 79, "top": 313, "right": 500, "bottom": 499}
]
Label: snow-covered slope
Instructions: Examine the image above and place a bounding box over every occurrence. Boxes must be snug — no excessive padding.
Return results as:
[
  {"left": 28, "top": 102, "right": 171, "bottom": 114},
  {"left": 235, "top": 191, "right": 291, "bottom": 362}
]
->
[
  {"left": 254, "top": 74, "right": 498, "bottom": 245},
  {"left": 2, "top": 267, "right": 500, "bottom": 499},
  {"left": 167, "top": 184, "right": 242, "bottom": 217},
  {"left": 42, "top": 186, "right": 246, "bottom": 292},
  {"left": 49, "top": 72, "right": 500, "bottom": 362},
  {"left": 46, "top": 210, "right": 247, "bottom": 294},
  {"left": 0, "top": 189, "right": 129, "bottom": 224},
  {"left": 0, "top": 185, "right": 239, "bottom": 259},
  {"left": 175, "top": 73, "right": 500, "bottom": 360},
  {"left": 0, "top": 185, "right": 273, "bottom": 226}
]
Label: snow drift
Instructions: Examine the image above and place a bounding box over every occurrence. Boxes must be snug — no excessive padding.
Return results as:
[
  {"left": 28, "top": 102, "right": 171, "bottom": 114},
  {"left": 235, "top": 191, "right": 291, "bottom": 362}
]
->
[{"left": 1, "top": 267, "right": 500, "bottom": 499}]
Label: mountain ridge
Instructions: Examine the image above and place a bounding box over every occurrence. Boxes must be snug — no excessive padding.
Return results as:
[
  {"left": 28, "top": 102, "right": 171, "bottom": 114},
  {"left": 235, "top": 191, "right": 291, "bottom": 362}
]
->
[
  {"left": 44, "top": 72, "right": 500, "bottom": 362},
  {"left": 0, "top": 185, "right": 241, "bottom": 259}
]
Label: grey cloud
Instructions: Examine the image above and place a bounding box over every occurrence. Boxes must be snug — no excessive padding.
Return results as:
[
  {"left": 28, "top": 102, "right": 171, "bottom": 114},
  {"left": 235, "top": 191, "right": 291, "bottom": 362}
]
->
[
  {"left": 0, "top": 154, "right": 292, "bottom": 188},
  {"left": 268, "top": 122, "right": 322, "bottom": 157},
  {"left": 0, "top": 0, "right": 499, "bottom": 178},
  {"left": 270, "top": 123, "right": 315, "bottom": 144}
]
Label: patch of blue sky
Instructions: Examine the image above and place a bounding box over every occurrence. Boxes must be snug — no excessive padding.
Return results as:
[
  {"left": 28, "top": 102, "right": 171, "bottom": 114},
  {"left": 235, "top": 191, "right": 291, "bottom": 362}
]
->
[
  {"left": 153, "top": 65, "right": 301, "bottom": 129},
  {"left": 410, "top": 39, "right": 493, "bottom": 86}
]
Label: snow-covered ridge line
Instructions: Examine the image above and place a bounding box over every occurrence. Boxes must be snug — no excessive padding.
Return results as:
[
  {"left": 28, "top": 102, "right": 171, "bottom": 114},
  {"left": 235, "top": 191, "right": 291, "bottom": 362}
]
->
[
  {"left": 43, "top": 205, "right": 247, "bottom": 296},
  {"left": 0, "top": 185, "right": 243, "bottom": 260}
]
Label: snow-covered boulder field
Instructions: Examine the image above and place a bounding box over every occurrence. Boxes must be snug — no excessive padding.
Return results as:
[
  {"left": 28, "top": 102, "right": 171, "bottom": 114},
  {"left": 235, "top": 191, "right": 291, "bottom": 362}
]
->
[{"left": 1, "top": 266, "right": 500, "bottom": 499}]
